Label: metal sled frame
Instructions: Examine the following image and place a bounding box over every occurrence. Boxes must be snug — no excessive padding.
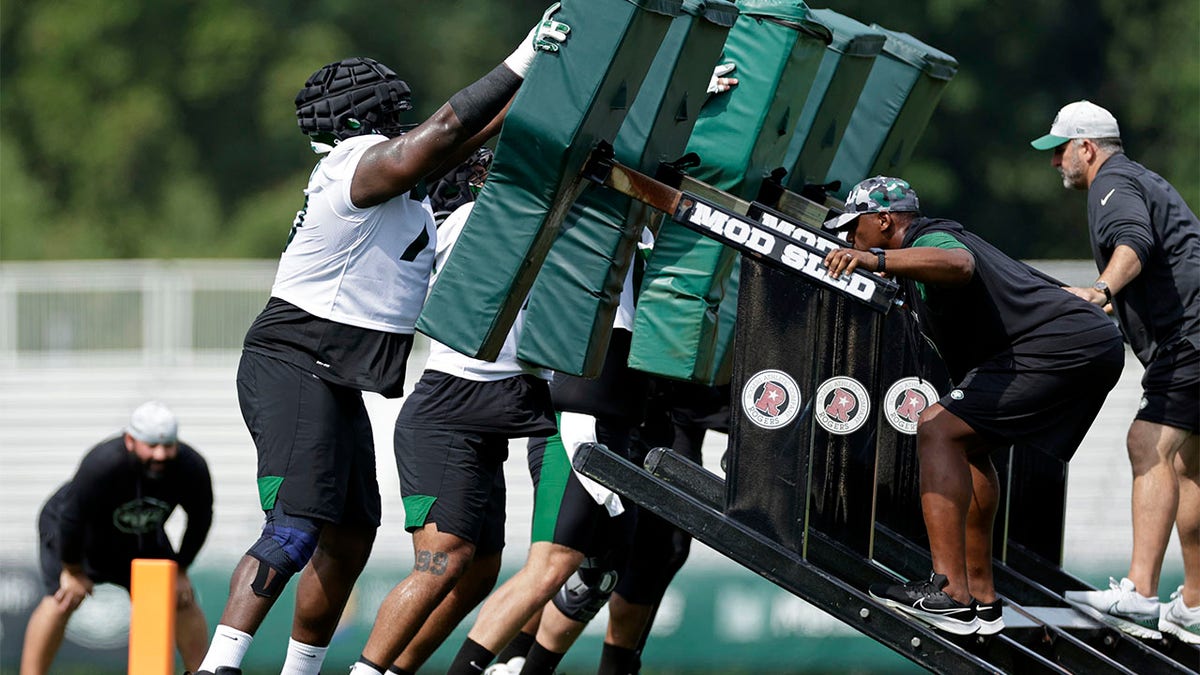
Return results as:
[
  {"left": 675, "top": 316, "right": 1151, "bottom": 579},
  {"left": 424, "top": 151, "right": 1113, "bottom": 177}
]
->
[{"left": 573, "top": 142, "right": 1200, "bottom": 674}]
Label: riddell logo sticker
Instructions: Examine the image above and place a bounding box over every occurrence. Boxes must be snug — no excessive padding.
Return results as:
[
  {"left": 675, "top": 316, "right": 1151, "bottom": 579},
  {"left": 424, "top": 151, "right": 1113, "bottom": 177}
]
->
[
  {"left": 815, "top": 376, "right": 870, "bottom": 435},
  {"left": 884, "top": 377, "right": 939, "bottom": 435},
  {"left": 742, "top": 369, "right": 801, "bottom": 429}
]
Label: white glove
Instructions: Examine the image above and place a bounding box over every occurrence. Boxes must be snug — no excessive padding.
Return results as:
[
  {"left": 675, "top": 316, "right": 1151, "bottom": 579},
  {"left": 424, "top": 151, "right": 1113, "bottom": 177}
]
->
[
  {"left": 504, "top": 3, "right": 571, "bottom": 78},
  {"left": 707, "top": 62, "right": 738, "bottom": 95}
]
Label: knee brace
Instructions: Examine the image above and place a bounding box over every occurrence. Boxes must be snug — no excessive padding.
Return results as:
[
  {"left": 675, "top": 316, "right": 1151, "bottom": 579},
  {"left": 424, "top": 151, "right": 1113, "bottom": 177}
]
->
[
  {"left": 552, "top": 557, "right": 618, "bottom": 622},
  {"left": 245, "top": 510, "right": 323, "bottom": 598}
]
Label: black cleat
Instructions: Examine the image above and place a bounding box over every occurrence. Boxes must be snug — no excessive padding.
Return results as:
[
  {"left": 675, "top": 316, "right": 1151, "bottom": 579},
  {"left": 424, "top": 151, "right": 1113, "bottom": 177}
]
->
[
  {"left": 972, "top": 597, "right": 1005, "bottom": 635},
  {"left": 869, "top": 573, "right": 978, "bottom": 635}
]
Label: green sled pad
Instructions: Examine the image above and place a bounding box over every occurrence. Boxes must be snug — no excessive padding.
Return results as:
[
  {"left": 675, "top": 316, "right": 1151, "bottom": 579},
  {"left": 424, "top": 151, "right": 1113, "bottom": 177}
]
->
[
  {"left": 415, "top": 0, "right": 683, "bottom": 361},
  {"left": 824, "top": 25, "right": 957, "bottom": 197},
  {"left": 518, "top": 0, "right": 739, "bottom": 377},
  {"left": 629, "top": 0, "right": 832, "bottom": 384},
  {"left": 706, "top": 253, "right": 740, "bottom": 384},
  {"left": 782, "top": 9, "right": 884, "bottom": 190}
]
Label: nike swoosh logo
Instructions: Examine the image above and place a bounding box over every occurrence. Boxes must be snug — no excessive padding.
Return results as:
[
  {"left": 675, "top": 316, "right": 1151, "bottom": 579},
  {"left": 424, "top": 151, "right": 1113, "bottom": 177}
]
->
[
  {"left": 914, "top": 598, "right": 972, "bottom": 615},
  {"left": 1106, "top": 602, "right": 1157, "bottom": 624},
  {"left": 1100, "top": 188, "right": 1116, "bottom": 205}
]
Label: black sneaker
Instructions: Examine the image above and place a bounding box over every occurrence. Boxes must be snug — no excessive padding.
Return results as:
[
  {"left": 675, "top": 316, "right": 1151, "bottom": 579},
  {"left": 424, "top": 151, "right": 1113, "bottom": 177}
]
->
[
  {"left": 869, "top": 573, "right": 978, "bottom": 635},
  {"left": 972, "top": 597, "right": 1005, "bottom": 635},
  {"left": 186, "top": 668, "right": 242, "bottom": 675}
]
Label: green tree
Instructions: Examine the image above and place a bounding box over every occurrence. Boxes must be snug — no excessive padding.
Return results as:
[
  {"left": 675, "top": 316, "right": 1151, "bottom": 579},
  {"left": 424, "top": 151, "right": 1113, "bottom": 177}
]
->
[
  {"left": 828, "top": 0, "right": 1198, "bottom": 258},
  {"left": 0, "top": 0, "right": 547, "bottom": 259},
  {"left": 1, "top": 0, "right": 1196, "bottom": 261}
]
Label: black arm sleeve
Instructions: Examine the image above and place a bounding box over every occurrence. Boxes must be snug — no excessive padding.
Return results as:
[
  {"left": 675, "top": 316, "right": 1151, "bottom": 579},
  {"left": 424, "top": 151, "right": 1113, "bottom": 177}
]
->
[{"left": 447, "top": 64, "right": 522, "bottom": 138}]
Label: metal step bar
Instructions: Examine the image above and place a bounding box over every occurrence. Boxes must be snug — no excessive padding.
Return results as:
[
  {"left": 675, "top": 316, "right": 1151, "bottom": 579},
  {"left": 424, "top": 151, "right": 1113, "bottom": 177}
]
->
[
  {"left": 573, "top": 442, "right": 1063, "bottom": 674},
  {"left": 638, "top": 447, "right": 1198, "bottom": 674}
]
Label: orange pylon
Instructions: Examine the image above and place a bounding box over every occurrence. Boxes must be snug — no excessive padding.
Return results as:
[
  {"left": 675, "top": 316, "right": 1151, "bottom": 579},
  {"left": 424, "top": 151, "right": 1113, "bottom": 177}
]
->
[{"left": 128, "top": 559, "right": 177, "bottom": 675}]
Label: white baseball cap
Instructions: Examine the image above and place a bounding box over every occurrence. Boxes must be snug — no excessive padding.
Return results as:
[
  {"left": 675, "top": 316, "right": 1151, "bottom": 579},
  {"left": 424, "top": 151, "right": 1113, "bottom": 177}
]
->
[
  {"left": 1031, "top": 100, "right": 1120, "bottom": 150},
  {"left": 126, "top": 401, "right": 178, "bottom": 445}
]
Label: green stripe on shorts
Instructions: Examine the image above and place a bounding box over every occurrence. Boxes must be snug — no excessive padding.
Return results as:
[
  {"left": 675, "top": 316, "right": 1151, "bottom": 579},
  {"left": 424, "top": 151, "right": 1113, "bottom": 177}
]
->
[
  {"left": 257, "top": 476, "right": 284, "bottom": 510},
  {"left": 403, "top": 495, "right": 437, "bottom": 531},
  {"left": 532, "top": 417, "right": 570, "bottom": 543}
]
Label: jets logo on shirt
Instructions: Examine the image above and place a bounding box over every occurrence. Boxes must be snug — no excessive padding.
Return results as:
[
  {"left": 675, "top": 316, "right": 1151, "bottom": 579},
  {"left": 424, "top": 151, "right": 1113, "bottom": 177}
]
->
[
  {"left": 815, "top": 376, "right": 870, "bottom": 435},
  {"left": 884, "top": 377, "right": 940, "bottom": 435},
  {"left": 741, "top": 369, "right": 801, "bottom": 429},
  {"left": 112, "top": 497, "right": 171, "bottom": 534}
]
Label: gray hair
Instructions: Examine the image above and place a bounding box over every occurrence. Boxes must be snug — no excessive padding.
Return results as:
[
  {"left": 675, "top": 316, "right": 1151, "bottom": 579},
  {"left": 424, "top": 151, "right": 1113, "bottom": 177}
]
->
[{"left": 1072, "top": 137, "right": 1123, "bottom": 153}]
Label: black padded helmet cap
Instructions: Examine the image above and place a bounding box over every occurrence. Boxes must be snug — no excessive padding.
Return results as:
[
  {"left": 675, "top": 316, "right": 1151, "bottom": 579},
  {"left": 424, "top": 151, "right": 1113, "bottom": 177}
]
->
[
  {"left": 295, "top": 57, "right": 414, "bottom": 141},
  {"left": 429, "top": 146, "right": 495, "bottom": 223}
]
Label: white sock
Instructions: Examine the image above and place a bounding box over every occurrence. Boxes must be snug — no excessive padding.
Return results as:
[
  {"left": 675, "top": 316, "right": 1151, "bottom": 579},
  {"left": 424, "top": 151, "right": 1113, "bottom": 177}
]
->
[
  {"left": 348, "top": 660, "right": 386, "bottom": 675},
  {"left": 280, "top": 638, "right": 330, "bottom": 675},
  {"left": 197, "top": 624, "right": 253, "bottom": 672}
]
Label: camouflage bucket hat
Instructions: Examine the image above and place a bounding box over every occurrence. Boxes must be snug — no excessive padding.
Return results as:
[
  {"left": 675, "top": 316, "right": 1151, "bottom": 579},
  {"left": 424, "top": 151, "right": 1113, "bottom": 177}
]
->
[{"left": 823, "top": 176, "right": 920, "bottom": 231}]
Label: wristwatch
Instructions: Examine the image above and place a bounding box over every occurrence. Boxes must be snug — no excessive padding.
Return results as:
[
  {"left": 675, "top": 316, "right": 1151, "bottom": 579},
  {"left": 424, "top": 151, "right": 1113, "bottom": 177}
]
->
[
  {"left": 1092, "top": 280, "right": 1112, "bottom": 303},
  {"left": 869, "top": 247, "right": 886, "bottom": 273}
]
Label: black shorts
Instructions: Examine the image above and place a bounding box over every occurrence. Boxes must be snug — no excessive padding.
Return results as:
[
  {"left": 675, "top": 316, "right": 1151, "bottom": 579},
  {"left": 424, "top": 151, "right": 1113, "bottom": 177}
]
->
[
  {"left": 664, "top": 381, "right": 732, "bottom": 436},
  {"left": 395, "top": 372, "right": 555, "bottom": 553},
  {"left": 617, "top": 380, "right": 712, "bottom": 604},
  {"left": 37, "top": 503, "right": 172, "bottom": 595},
  {"left": 395, "top": 371, "right": 555, "bottom": 436},
  {"left": 527, "top": 422, "right": 636, "bottom": 558},
  {"left": 395, "top": 426, "right": 508, "bottom": 554},
  {"left": 550, "top": 329, "right": 650, "bottom": 424},
  {"left": 638, "top": 378, "right": 729, "bottom": 464},
  {"left": 527, "top": 428, "right": 570, "bottom": 544},
  {"left": 529, "top": 331, "right": 644, "bottom": 555},
  {"left": 236, "top": 350, "right": 381, "bottom": 527},
  {"left": 942, "top": 338, "right": 1125, "bottom": 461},
  {"left": 1137, "top": 340, "right": 1200, "bottom": 433}
]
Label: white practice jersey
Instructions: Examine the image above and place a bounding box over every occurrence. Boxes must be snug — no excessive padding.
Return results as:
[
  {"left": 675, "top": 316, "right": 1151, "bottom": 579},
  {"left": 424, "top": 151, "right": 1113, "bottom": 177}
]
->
[
  {"left": 271, "top": 134, "right": 436, "bottom": 334},
  {"left": 423, "top": 202, "right": 552, "bottom": 382}
]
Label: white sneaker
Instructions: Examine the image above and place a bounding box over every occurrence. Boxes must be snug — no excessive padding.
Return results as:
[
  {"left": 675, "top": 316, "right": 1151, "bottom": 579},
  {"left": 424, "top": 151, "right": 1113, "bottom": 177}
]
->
[
  {"left": 1159, "top": 586, "right": 1200, "bottom": 645},
  {"left": 483, "top": 656, "right": 526, "bottom": 675},
  {"left": 1064, "top": 577, "right": 1162, "bottom": 639}
]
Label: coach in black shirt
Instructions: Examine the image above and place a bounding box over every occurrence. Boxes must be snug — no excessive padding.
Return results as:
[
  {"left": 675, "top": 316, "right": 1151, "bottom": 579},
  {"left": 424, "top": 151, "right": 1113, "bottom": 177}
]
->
[
  {"left": 20, "top": 401, "right": 213, "bottom": 674},
  {"left": 1033, "top": 100, "right": 1200, "bottom": 643},
  {"left": 822, "top": 176, "right": 1124, "bottom": 635}
]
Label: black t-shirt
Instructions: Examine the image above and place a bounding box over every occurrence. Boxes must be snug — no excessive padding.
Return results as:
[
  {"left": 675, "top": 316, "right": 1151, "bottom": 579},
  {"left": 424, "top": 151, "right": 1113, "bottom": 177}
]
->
[
  {"left": 45, "top": 437, "right": 213, "bottom": 570},
  {"left": 900, "top": 218, "right": 1122, "bottom": 382},
  {"left": 243, "top": 297, "right": 414, "bottom": 398},
  {"left": 1088, "top": 153, "right": 1200, "bottom": 364}
]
